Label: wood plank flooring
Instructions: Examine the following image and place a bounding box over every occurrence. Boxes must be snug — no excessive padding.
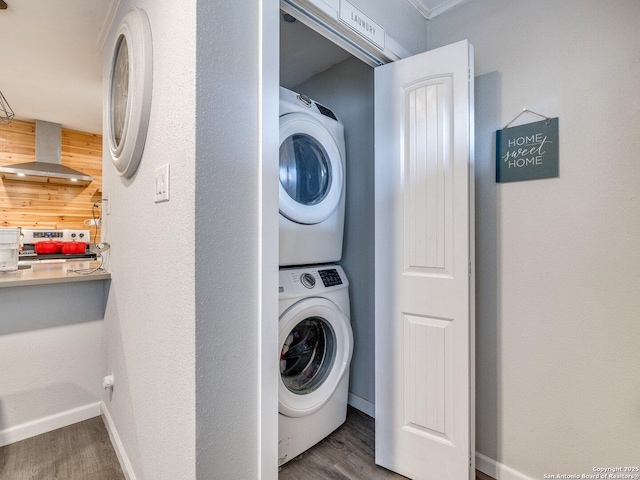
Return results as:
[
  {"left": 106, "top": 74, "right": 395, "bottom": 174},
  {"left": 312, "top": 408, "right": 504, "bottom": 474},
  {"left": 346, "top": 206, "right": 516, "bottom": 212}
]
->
[
  {"left": 279, "top": 406, "right": 494, "bottom": 480},
  {"left": 279, "top": 406, "right": 404, "bottom": 480},
  {"left": 0, "top": 416, "right": 124, "bottom": 480},
  {"left": 0, "top": 409, "right": 494, "bottom": 479}
]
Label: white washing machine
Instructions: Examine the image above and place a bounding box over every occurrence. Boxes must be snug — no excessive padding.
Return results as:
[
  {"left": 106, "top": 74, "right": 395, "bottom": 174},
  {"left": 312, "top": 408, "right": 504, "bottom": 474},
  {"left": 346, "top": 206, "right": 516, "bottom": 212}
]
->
[
  {"left": 279, "top": 87, "right": 346, "bottom": 266},
  {"left": 278, "top": 265, "right": 353, "bottom": 465}
]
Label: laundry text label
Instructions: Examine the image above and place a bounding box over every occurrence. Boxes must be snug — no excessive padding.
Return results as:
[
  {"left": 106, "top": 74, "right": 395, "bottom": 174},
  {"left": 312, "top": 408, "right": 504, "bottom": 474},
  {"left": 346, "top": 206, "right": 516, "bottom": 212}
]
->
[{"left": 339, "top": 0, "right": 385, "bottom": 49}]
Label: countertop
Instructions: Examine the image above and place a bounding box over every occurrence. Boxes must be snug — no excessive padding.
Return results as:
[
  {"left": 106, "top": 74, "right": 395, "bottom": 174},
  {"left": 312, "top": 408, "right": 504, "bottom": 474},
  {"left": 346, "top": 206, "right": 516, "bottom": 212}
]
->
[{"left": 0, "top": 261, "right": 110, "bottom": 288}]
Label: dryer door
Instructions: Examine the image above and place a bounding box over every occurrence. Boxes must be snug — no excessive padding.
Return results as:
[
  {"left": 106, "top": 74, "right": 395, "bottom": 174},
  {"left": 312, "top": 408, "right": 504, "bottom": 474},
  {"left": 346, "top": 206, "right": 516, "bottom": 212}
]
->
[
  {"left": 279, "top": 113, "right": 344, "bottom": 225},
  {"left": 279, "top": 297, "right": 353, "bottom": 417}
]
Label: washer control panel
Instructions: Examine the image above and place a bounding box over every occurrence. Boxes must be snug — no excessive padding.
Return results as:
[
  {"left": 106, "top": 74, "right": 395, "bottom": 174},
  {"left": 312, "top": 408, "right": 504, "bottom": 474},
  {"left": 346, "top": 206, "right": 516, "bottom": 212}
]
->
[
  {"left": 319, "top": 268, "right": 342, "bottom": 287},
  {"left": 279, "top": 265, "right": 348, "bottom": 299},
  {"left": 300, "top": 273, "right": 316, "bottom": 289}
]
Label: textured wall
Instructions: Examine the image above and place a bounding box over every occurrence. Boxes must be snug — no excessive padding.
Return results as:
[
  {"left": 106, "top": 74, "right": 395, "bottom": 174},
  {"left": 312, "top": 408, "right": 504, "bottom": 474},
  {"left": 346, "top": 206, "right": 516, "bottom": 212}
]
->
[
  {"left": 194, "top": 0, "right": 280, "bottom": 477},
  {"left": 295, "top": 57, "right": 376, "bottom": 406},
  {"left": 427, "top": 0, "right": 640, "bottom": 476},
  {"left": 101, "top": 0, "right": 197, "bottom": 478}
]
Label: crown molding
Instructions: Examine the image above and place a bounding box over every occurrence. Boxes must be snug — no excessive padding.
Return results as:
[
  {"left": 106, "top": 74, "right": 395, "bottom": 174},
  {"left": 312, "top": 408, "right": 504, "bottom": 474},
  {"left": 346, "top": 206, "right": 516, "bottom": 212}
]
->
[
  {"left": 96, "top": 0, "right": 122, "bottom": 51},
  {"left": 406, "top": 0, "right": 469, "bottom": 20}
]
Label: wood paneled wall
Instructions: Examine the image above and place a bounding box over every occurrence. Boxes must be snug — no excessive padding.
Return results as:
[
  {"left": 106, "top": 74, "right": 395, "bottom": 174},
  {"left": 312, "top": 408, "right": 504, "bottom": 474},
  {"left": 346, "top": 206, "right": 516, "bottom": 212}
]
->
[{"left": 0, "top": 120, "right": 103, "bottom": 233}]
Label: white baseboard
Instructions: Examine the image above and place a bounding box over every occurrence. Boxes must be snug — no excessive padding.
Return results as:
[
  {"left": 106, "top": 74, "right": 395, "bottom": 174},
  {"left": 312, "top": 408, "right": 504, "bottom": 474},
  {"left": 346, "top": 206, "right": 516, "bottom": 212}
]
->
[
  {"left": 348, "top": 392, "right": 375, "bottom": 418},
  {"left": 476, "top": 452, "right": 534, "bottom": 480},
  {"left": 101, "top": 402, "right": 138, "bottom": 480},
  {"left": 0, "top": 402, "right": 101, "bottom": 448}
]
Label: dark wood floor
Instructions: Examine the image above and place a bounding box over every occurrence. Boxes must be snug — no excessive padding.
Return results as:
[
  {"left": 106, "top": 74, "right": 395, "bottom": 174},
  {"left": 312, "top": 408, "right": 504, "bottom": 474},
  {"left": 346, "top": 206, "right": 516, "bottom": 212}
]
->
[
  {"left": 0, "top": 416, "right": 124, "bottom": 480},
  {"left": 279, "top": 406, "right": 494, "bottom": 480}
]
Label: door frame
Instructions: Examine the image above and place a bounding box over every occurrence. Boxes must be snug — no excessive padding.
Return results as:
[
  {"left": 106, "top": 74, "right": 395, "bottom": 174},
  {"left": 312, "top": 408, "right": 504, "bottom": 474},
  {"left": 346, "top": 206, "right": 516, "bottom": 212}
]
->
[{"left": 261, "top": 1, "right": 427, "bottom": 478}]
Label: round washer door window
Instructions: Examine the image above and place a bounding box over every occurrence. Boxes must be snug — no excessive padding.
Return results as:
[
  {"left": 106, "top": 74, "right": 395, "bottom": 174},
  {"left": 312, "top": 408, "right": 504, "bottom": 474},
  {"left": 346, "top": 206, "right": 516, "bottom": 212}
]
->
[
  {"left": 279, "top": 298, "right": 353, "bottom": 418},
  {"left": 280, "top": 317, "right": 336, "bottom": 395},
  {"left": 279, "top": 113, "right": 343, "bottom": 225}
]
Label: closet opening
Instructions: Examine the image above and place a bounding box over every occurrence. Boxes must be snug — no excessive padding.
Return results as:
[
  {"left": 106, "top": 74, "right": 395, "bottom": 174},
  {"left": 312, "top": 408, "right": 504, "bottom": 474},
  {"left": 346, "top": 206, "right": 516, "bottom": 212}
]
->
[{"left": 278, "top": 8, "right": 378, "bottom": 472}]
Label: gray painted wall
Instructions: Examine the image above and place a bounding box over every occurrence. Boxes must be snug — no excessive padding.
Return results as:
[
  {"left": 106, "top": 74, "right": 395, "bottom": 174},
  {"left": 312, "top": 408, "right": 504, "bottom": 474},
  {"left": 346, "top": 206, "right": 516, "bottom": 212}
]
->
[
  {"left": 0, "top": 282, "right": 104, "bottom": 434},
  {"left": 103, "top": 0, "right": 278, "bottom": 477},
  {"left": 295, "top": 57, "right": 376, "bottom": 406},
  {"left": 195, "top": 0, "right": 280, "bottom": 479},
  {"left": 427, "top": 0, "right": 640, "bottom": 476}
]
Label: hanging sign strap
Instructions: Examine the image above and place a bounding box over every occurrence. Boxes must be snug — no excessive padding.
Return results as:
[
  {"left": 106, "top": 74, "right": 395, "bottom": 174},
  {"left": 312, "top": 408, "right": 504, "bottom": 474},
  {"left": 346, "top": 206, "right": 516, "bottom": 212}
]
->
[{"left": 503, "top": 108, "right": 552, "bottom": 129}]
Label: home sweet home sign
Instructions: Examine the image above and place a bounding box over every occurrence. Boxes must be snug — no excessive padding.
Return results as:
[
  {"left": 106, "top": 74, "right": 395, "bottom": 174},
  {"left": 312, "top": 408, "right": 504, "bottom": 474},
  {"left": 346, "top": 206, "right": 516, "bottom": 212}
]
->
[{"left": 496, "top": 118, "right": 559, "bottom": 182}]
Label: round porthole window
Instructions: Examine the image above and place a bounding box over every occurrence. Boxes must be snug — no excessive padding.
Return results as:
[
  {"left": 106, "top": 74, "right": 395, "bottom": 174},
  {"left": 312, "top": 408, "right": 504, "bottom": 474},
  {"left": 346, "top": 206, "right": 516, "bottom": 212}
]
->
[{"left": 107, "top": 7, "right": 153, "bottom": 178}]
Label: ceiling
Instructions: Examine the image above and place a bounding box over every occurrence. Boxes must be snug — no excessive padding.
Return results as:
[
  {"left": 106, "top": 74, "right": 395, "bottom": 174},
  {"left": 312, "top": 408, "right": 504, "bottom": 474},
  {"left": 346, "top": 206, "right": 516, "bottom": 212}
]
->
[
  {"left": 0, "top": 0, "right": 116, "bottom": 134},
  {"left": 0, "top": 0, "right": 467, "bottom": 136}
]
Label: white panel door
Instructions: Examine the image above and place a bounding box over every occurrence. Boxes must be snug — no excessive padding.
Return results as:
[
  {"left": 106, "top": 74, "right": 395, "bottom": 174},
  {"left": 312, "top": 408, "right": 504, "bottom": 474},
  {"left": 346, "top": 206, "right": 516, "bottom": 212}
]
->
[{"left": 375, "top": 40, "right": 474, "bottom": 480}]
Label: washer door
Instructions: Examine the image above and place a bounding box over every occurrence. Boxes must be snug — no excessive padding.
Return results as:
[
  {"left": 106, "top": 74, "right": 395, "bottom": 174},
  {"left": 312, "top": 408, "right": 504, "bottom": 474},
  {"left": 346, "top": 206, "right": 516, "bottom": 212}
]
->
[
  {"left": 279, "top": 113, "right": 344, "bottom": 225},
  {"left": 279, "top": 297, "right": 353, "bottom": 417}
]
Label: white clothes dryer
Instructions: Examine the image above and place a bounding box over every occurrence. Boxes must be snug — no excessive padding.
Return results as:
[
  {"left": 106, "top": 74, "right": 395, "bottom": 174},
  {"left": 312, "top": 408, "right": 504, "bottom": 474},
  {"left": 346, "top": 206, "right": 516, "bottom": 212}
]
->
[
  {"left": 279, "top": 87, "right": 346, "bottom": 266},
  {"left": 278, "top": 265, "right": 353, "bottom": 465}
]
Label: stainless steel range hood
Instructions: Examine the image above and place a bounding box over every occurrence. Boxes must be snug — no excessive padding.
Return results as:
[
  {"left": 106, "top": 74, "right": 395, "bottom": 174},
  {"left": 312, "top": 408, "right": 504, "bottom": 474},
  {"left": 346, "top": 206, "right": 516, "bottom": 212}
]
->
[{"left": 0, "top": 120, "right": 93, "bottom": 186}]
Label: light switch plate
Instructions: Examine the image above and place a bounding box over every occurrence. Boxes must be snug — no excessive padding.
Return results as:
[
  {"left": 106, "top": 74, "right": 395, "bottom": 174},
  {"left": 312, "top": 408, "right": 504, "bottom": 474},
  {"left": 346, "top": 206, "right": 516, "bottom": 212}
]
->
[{"left": 154, "top": 164, "right": 170, "bottom": 203}]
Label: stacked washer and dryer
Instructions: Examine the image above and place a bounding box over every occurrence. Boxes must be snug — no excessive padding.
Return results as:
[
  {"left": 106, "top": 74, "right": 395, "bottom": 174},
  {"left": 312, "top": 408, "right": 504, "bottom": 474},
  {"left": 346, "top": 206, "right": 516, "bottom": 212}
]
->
[{"left": 278, "top": 87, "right": 353, "bottom": 465}]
